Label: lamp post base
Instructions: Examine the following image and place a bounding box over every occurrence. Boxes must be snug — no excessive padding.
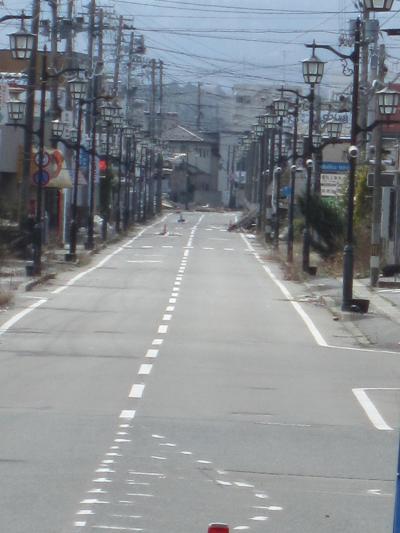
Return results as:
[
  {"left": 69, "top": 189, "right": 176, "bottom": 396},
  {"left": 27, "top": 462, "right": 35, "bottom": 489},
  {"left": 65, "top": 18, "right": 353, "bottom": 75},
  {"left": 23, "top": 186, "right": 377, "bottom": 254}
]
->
[
  {"left": 342, "top": 243, "right": 354, "bottom": 311},
  {"left": 302, "top": 228, "right": 311, "bottom": 272},
  {"left": 65, "top": 252, "right": 77, "bottom": 262}
]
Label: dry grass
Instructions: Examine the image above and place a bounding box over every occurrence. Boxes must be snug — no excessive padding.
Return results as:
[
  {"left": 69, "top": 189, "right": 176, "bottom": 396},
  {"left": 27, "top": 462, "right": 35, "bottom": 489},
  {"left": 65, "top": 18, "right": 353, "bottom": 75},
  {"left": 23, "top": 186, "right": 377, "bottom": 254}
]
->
[
  {"left": 0, "top": 289, "right": 14, "bottom": 307},
  {"left": 254, "top": 234, "right": 346, "bottom": 282},
  {"left": 77, "top": 253, "right": 92, "bottom": 267}
]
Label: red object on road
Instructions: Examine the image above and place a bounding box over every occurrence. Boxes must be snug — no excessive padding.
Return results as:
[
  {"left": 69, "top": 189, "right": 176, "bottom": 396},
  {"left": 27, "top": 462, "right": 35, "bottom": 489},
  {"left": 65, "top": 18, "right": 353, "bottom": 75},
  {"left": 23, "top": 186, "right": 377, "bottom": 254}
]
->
[{"left": 208, "top": 524, "right": 229, "bottom": 533}]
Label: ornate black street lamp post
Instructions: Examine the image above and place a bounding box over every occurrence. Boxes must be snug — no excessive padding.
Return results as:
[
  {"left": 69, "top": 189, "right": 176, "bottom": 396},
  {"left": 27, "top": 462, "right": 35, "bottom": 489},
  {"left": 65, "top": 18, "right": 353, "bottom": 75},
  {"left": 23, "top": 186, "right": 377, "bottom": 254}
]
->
[{"left": 301, "top": 44, "right": 325, "bottom": 273}]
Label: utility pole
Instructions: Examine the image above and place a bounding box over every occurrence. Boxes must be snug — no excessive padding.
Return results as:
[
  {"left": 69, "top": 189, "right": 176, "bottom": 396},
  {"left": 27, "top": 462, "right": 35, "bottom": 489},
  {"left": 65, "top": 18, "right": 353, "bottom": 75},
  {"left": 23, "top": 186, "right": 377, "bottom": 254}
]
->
[
  {"left": 49, "top": 0, "right": 59, "bottom": 122},
  {"left": 197, "top": 81, "right": 202, "bottom": 131},
  {"left": 150, "top": 58, "right": 156, "bottom": 138},
  {"left": 158, "top": 60, "right": 163, "bottom": 137},
  {"left": 359, "top": 8, "right": 370, "bottom": 158},
  {"left": 113, "top": 15, "right": 123, "bottom": 97},
  {"left": 86, "top": 7, "right": 103, "bottom": 249},
  {"left": 19, "top": 0, "right": 40, "bottom": 225},
  {"left": 86, "top": 0, "right": 95, "bottom": 132},
  {"left": 229, "top": 145, "right": 236, "bottom": 209},
  {"left": 126, "top": 31, "right": 134, "bottom": 122},
  {"left": 370, "top": 44, "right": 386, "bottom": 286},
  {"left": 314, "top": 92, "right": 322, "bottom": 193}
]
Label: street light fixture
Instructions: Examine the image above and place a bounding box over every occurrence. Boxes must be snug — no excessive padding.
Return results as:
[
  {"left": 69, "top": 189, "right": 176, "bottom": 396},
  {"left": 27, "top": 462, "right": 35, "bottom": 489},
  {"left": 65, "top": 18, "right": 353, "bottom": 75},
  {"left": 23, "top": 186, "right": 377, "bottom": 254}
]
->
[
  {"left": 325, "top": 119, "right": 343, "bottom": 138},
  {"left": 113, "top": 115, "right": 124, "bottom": 130},
  {"left": 302, "top": 43, "right": 325, "bottom": 85},
  {"left": 124, "top": 125, "right": 135, "bottom": 138},
  {"left": 51, "top": 119, "right": 65, "bottom": 138},
  {"left": 377, "top": 87, "right": 400, "bottom": 115},
  {"left": 312, "top": 132, "right": 322, "bottom": 148},
  {"left": 68, "top": 77, "right": 88, "bottom": 101},
  {"left": 255, "top": 123, "right": 264, "bottom": 137},
  {"left": 273, "top": 97, "right": 289, "bottom": 117},
  {"left": 8, "top": 18, "right": 34, "bottom": 60},
  {"left": 69, "top": 128, "right": 78, "bottom": 144},
  {"left": 100, "top": 103, "right": 117, "bottom": 122},
  {"left": 7, "top": 98, "right": 26, "bottom": 122},
  {"left": 264, "top": 113, "right": 278, "bottom": 130},
  {"left": 364, "top": 0, "right": 394, "bottom": 10}
]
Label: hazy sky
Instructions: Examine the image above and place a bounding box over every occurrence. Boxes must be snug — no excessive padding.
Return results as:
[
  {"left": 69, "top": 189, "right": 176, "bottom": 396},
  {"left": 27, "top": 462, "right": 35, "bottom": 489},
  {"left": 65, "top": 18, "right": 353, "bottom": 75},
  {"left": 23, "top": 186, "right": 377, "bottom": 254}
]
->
[{"left": 2, "top": 0, "right": 400, "bottom": 92}]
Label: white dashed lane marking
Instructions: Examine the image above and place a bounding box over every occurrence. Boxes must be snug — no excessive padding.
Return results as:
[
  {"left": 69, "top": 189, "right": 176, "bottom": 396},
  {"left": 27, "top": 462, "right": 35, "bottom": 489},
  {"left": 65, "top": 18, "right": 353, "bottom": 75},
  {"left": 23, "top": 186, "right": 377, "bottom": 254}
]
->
[
  {"left": 129, "top": 384, "right": 145, "bottom": 399},
  {"left": 138, "top": 364, "right": 152, "bottom": 375},
  {"left": 119, "top": 410, "right": 136, "bottom": 420}
]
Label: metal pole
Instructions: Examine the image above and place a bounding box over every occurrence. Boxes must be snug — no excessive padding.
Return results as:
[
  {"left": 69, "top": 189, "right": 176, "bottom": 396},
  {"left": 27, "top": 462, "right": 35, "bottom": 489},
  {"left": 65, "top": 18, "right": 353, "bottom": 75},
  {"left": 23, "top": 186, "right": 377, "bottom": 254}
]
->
[
  {"left": 156, "top": 152, "right": 163, "bottom": 214},
  {"left": 101, "top": 124, "right": 111, "bottom": 240},
  {"left": 274, "top": 166, "right": 282, "bottom": 249},
  {"left": 266, "top": 130, "right": 275, "bottom": 242},
  {"left": 86, "top": 94, "right": 97, "bottom": 250},
  {"left": 274, "top": 117, "right": 283, "bottom": 249},
  {"left": 123, "top": 135, "right": 131, "bottom": 231},
  {"left": 33, "top": 46, "right": 48, "bottom": 275},
  {"left": 131, "top": 138, "right": 137, "bottom": 223},
  {"left": 20, "top": 0, "right": 40, "bottom": 226},
  {"left": 287, "top": 97, "right": 299, "bottom": 263},
  {"left": 370, "top": 44, "right": 386, "bottom": 287},
  {"left": 302, "top": 84, "right": 315, "bottom": 272},
  {"left": 260, "top": 130, "right": 269, "bottom": 235},
  {"left": 257, "top": 134, "right": 265, "bottom": 231},
  {"left": 342, "top": 17, "right": 361, "bottom": 311},
  {"left": 287, "top": 165, "right": 297, "bottom": 262},
  {"left": 67, "top": 99, "right": 83, "bottom": 259},
  {"left": 116, "top": 129, "right": 123, "bottom": 233}
]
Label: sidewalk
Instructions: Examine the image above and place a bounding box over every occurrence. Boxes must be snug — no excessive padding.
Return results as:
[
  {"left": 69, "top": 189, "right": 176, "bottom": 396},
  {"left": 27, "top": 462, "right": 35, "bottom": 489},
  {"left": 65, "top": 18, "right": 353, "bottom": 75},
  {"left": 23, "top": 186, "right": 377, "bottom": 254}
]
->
[
  {"left": 250, "top": 234, "right": 400, "bottom": 351},
  {"left": 299, "top": 273, "right": 400, "bottom": 351}
]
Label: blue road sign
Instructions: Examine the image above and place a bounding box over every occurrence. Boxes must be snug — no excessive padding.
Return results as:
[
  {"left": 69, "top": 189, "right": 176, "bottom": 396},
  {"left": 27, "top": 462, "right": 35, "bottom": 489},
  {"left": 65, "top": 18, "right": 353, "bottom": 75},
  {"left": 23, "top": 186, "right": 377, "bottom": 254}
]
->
[
  {"left": 321, "top": 161, "right": 350, "bottom": 172},
  {"left": 32, "top": 169, "right": 50, "bottom": 186},
  {"left": 80, "top": 149, "right": 89, "bottom": 169}
]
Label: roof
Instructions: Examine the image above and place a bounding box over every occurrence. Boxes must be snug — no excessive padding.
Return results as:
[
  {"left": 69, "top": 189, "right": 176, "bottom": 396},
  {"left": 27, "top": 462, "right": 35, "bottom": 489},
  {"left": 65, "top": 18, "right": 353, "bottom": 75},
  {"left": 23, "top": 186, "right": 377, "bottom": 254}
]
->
[{"left": 162, "top": 125, "right": 205, "bottom": 143}]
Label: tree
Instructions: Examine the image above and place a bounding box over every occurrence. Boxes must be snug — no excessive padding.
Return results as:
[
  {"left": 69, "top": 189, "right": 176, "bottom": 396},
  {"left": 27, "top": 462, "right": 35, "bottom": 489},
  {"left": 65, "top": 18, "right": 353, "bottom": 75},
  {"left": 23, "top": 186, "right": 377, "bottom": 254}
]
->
[{"left": 298, "top": 192, "right": 345, "bottom": 258}]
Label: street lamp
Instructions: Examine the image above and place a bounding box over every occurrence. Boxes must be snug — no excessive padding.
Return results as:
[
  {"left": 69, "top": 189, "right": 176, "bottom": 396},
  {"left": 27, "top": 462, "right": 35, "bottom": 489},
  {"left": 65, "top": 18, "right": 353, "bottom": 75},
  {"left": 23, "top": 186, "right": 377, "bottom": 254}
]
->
[
  {"left": 302, "top": 43, "right": 325, "bottom": 273},
  {"left": 262, "top": 112, "right": 278, "bottom": 241},
  {"left": 307, "top": 18, "right": 365, "bottom": 309},
  {"left": 69, "top": 128, "right": 78, "bottom": 144},
  {"left": 302, "top": 43, "right": 325, "bottom": 85},
  {"left": 8, "top": 18, "right": 34, "bottom": 60},
  {"left": 99, "top": 103, "right": 116, "bottom": 122},
  {"left": 325, "top": 119, "right": 343, "bottom": 138},
  {"left": 51, "top": 119, "right": 65, "bottom": 138},
  {"left": 364, "top": 0, "right": 394, "bottom": 10},
  {"left": 99, "top": 103, "right": 118, "bottom": 240},
  {"left": 123, "top": 126, "right": 135, "bottom": 230},
  {"left": 312, "top": 132, "right": 322, "bottom": 148},
  {"left": 68, "top": 78, "right": 88, "bottom": 101},
  {"left": 273, "top": 96, "right": 289, "bottom": 118},
  {"left": 7, "top": 98, "right": 26, "bottom": 122},
  {"left": 65, "top": 78, "right": 90, "bottom": 261},
  {"left": 264, "top": 113, "right": 278, "bottom": 130},
  {"left": 377, "top": 87, "right": 400, "bottom": 115}
]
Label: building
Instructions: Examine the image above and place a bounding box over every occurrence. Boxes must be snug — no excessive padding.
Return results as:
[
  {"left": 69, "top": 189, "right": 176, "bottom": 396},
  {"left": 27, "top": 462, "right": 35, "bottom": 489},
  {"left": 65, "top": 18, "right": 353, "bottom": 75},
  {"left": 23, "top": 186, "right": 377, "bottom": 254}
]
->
[{"left": 161, "top": 125, "right": 220, "bottom": 207}]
